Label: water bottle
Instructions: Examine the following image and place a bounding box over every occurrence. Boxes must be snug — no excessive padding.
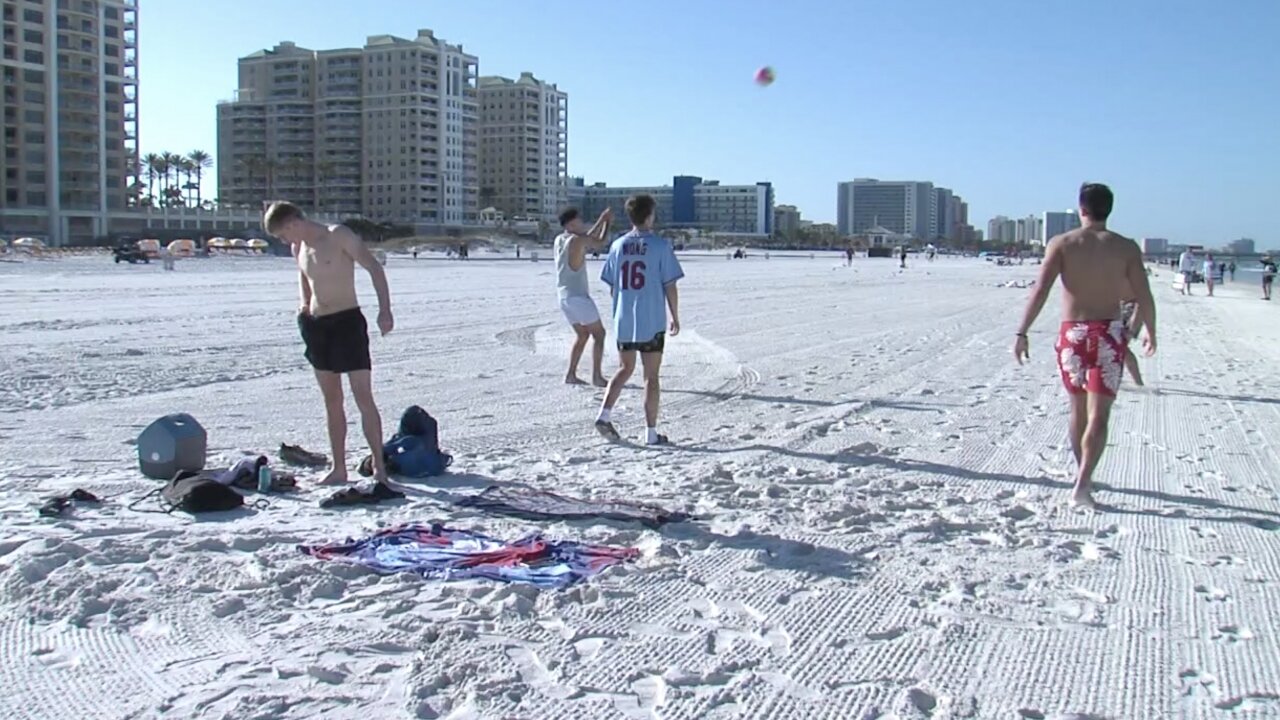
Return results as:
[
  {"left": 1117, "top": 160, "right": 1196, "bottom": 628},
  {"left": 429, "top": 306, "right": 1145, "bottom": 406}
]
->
[{"left": 257, "top": 463, "right": 272, "bottom": 493}]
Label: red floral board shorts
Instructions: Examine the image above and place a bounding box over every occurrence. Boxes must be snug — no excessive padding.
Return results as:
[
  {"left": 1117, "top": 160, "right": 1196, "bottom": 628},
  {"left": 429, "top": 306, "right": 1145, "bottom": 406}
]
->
[{"left": 1055, "top": 320, "right": 1128, "bottom": 397}]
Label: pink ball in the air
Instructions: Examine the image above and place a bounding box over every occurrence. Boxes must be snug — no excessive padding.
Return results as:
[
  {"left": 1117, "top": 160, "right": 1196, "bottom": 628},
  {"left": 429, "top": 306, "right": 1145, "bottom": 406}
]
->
[{"left": 754, "top": 66, "right": 775, "bottom": 86}]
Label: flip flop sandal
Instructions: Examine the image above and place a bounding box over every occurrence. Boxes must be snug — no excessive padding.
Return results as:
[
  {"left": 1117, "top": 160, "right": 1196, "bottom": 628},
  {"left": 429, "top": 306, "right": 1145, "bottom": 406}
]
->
[
  {"left": 279, "top": 443, "right": 329, "bottom": 468},
  {"left": 319, "top": 481, "right": 405, "bottom": 509}
]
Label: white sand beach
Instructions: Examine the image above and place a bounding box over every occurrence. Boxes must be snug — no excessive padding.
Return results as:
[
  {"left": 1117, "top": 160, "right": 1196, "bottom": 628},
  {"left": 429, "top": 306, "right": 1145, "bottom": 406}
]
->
[{"left": 1, "top": 253, "right": 1277, "bottom": 719}]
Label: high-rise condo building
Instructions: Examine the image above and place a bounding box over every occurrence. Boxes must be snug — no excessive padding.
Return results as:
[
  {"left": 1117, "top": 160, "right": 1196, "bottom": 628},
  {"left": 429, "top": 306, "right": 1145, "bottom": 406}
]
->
[
  {"left": 1, "top": 0, "right": 139, "bottom": 244},
  {"left": 217, "top": 29, "right": 480, "bottom": 229},
  {"left": 837, "top": 179, "right": 936, "bottom": 239},
  {"left": 478, "top": 72, "right": 567, "bottom": 222}
]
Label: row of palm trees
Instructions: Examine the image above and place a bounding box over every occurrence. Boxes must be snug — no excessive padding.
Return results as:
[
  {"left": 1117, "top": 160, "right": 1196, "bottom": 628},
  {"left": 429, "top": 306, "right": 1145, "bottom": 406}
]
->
[{"left": 137, "top": 150, "right": 212, "bottom": 209}]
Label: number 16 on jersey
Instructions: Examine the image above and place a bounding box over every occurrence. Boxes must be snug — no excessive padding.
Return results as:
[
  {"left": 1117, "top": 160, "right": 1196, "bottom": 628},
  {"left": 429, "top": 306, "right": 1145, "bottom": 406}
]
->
[{"left": 620, "top": 260, "right": 647, "bottom": 290}]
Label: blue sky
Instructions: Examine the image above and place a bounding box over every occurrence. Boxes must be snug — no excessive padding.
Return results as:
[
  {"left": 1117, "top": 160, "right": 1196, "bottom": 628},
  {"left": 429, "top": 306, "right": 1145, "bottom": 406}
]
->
[{"left": 141, "top": 0, "right": 1278, "bottom": 246}]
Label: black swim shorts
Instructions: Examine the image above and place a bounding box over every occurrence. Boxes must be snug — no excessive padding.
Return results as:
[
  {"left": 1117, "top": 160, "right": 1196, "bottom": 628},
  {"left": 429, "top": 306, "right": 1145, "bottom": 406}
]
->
[
  {"left": 618, "top": 332, "right": 665, "bottom": 354},
  {"left": 298, "top": 307, "right": 371, "bottom": 373}
]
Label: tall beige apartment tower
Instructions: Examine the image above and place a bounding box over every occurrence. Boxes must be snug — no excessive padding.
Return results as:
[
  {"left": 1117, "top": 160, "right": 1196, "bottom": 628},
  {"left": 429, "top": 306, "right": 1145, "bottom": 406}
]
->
[
  {"left": 478, "top": 72, "right": 567, "bottom": 221},
  {"left": 217, "top": 29, "right": 480, "bottom": 229},
  {"left": 1, "top": 0, "right": 139, "bottom": 244}
]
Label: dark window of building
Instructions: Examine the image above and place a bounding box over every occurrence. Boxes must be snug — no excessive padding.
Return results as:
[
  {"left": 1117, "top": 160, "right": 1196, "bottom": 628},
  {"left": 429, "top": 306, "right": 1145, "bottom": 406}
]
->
[
  {"left": 23, "top": 9, "right": 43, "bottom": 24},
  {"left": 24, "top": 130, "right": 42, "bottom": 143},
  {"left": 23, "top": 29, "right": 42, "bottom": 44},
  {"left": 104, "top": 25, "right": 118, "bottom": 38},
  {"left": 23, "top": 69, "right": 41, "bottom": 83},
  {"left": 104, "top": 6, "right": 118, "bottom": 19},
  {"left": 105, "top": 63, "right": 118, "bottom": 76},
  {"left": 5, "top": 189, "right": 17, "bottom": 203},
  {"left": 23, "top": 49, "right": 43, "bottom": 64},
  {"left": 28, "top": 191, "right": 45, "bottom": 205}
]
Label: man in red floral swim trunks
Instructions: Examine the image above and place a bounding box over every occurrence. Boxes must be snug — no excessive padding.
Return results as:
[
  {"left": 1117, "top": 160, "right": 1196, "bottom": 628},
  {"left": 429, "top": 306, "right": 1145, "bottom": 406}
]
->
[{"left": 1013, "top": 183, "right": 1157, "bottom": 510}]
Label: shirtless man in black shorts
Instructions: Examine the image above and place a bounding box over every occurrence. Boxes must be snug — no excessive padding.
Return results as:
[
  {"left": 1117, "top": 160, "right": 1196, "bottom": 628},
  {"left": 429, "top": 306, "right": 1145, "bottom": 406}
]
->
[{"left": 264, "top": 201, "right": 394, "bottom": 485}]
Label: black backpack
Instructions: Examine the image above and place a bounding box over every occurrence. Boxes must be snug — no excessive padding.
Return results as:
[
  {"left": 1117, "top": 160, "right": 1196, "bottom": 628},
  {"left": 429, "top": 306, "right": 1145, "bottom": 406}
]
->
[
  {"left": 130, "top": 471, "right": 245, "bottom": 514},
  {"left": 398, "top": 406, "right": 440, "bottom": 451}
]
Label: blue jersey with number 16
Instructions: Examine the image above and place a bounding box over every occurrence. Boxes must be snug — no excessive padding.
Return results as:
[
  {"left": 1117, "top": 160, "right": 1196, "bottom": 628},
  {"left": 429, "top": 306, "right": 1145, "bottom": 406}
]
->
[{"left": 600, "top": 230, "right": 684, "bottom": 344}]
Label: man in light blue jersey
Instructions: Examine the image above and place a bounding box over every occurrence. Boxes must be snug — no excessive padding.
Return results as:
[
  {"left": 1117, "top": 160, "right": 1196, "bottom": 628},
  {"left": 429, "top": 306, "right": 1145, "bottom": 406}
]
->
[{"left": 595, "top": 194, "right": 684, "bottom": 445}]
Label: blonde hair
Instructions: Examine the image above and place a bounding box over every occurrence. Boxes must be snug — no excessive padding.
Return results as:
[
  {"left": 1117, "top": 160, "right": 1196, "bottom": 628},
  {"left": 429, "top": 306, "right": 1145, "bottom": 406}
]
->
[{"left": 262, "top": 201, "right": 304, "bottom": 235}]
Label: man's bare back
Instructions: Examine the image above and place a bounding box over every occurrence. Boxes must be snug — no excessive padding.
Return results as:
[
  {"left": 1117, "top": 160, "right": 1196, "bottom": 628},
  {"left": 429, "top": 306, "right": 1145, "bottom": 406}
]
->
[
  {"left": 295, "top": 225, "right": 359, "bottom": 317},
  {"left": 1052, "top": 227, "right": 1144, "bottom": 322}
]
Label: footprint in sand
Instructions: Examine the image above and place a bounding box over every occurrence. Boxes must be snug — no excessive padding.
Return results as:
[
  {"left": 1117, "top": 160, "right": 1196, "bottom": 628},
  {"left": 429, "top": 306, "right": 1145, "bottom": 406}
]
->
[
  {"left": 1214, "top": 693, "right": 1280, "bottom": 711},
  {"left": 1189, "top": 526, "right": 1220, "bottom": 540},
  {"left": 1211, "top": 624, "right": 1255, "bottom": 643},
  {"left": 1180, "top": 668, "right": 1219, "bottom": 698},
  {"left": 1194, "top": 584, "right": 1230, "bottom": 602}
]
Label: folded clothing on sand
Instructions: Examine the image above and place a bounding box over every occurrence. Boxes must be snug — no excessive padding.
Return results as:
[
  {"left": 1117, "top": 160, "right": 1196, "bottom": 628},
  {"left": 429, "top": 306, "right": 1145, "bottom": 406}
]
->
[
  {"left": 456, "top": 485, "right": 689, "bottom": 528},
  {"left": 298, "top": 523, "right": 639, "bottom": 589}
]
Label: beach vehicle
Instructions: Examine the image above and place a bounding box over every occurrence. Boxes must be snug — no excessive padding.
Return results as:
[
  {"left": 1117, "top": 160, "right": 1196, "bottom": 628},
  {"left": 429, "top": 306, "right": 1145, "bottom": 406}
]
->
[
  {"left": 112, "top": 242, "right": 151, "bottom": 264},
  {"left": 207, "top": 237, "right": 230, "bottom": 251},
  {"left": 137, "top": 239, "right": 161, "bottom": 258},
  {"left": 167, "top": 239, "right": 195, "bottom": 257},
  {"left": 229, "top": 238, "right": 249, "bottom": 251},
  {"left": 13, "top": 237, "right": 45, "bottom": 254},
  {"left": 247, "top": 238, "right": 269, "bottom": 254}
]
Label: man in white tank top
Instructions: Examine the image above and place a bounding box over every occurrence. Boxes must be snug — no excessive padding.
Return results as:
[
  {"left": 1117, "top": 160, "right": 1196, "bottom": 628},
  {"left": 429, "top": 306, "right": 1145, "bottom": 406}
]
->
[{"left": 554, "top": 206, "right": 613, "bottom": 386}]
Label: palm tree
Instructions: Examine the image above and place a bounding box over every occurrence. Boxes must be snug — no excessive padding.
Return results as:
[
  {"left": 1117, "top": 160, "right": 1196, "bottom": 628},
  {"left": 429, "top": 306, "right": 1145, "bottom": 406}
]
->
[
  {"left": 238, "top": 157, "right": 258, "bottom": 201},
  {"left": 150, "top": 154, "right": 172, "bottom": 206},
  {"left": 187, "top": 150, "right": 212, "bottom": 207},
  {"left": 177, "top": 157, "right": 197, "bottom": 207},
  {"left": 165, "top": 152, "right": 184, "bottom": 204},
  {"left": 315, "top": 161, "right": 335, "bottom": 209},
  {"left": 264, "top": 158, "right": 277, "bottom": 199},
  {"left": 142, "top": 152, "right": 162, "bottom": 205},
  {"left": 245, "top": 157, "right": 277, "bottom": 200}
]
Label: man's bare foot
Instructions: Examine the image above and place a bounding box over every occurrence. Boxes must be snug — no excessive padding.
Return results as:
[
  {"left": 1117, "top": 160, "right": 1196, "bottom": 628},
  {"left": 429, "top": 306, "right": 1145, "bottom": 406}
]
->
[
  {"left": 371, "top": 466, "right": 389, "bottom": 484},
  {"left": 565, "top": 375, "right": 587, "bottom": 386},
  {"left": 1069, "top": 487, "right": 1097, "bottom": 511},
  {"left": 592, "top": 376, "right": 608, "bottom": 388},
  {"left": 319, "top": 468, "right": 349, "bottom": 486}
]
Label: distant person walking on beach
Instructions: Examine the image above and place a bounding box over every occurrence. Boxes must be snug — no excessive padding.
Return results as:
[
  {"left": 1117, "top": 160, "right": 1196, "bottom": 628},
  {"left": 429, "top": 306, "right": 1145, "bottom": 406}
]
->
[
  {"left": 1014, "top": 183, "right": 1156, "bottom": 510},
  {"left": 899, "top": 247, "right": 908, "bottom": 269},
  {"left": 1229, "top": 261, "right": 1236, "bottom": 281},
  {"left": 1118, "top": 281, "right": 1145, "bottom": 387},
  {"left": 1178, "top": 248, "right": 1197, "bottom": 295},
  {"left": 554, "top": 206, "right": 613, "bottom": 386},
  {"left": 264, "top": 201, "right": 394, "bottom": 486},
  {"left": 1263, "top": 257, "right": 1277, "bottom": 300},
  {"left": 845, "top": 247, "right": 854, "bottom": 266},
  {"left": 1203, "top": 253, "right": 1216, "bottom": 296},
  {"left": 595, "top": 194, "right": 684, "bottom": 445}
]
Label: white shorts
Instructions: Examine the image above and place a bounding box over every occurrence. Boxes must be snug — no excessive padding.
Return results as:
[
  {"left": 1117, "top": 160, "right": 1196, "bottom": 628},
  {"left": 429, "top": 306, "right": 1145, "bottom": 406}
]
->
[{"left": 559, "top": 296, "right": 601, "bottom": 326}]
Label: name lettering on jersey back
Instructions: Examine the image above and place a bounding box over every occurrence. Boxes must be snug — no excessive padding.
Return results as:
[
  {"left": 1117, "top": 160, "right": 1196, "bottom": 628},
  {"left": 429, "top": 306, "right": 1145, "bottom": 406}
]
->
[{"left": 622, "top": 241, "right": 647, "bottom": 256}]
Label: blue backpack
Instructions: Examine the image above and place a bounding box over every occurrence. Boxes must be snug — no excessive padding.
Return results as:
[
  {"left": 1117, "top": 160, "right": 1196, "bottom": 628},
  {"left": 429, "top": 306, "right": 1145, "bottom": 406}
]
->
[{"left": 384, "top": 406, "right": 452, "bottom": 478}]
